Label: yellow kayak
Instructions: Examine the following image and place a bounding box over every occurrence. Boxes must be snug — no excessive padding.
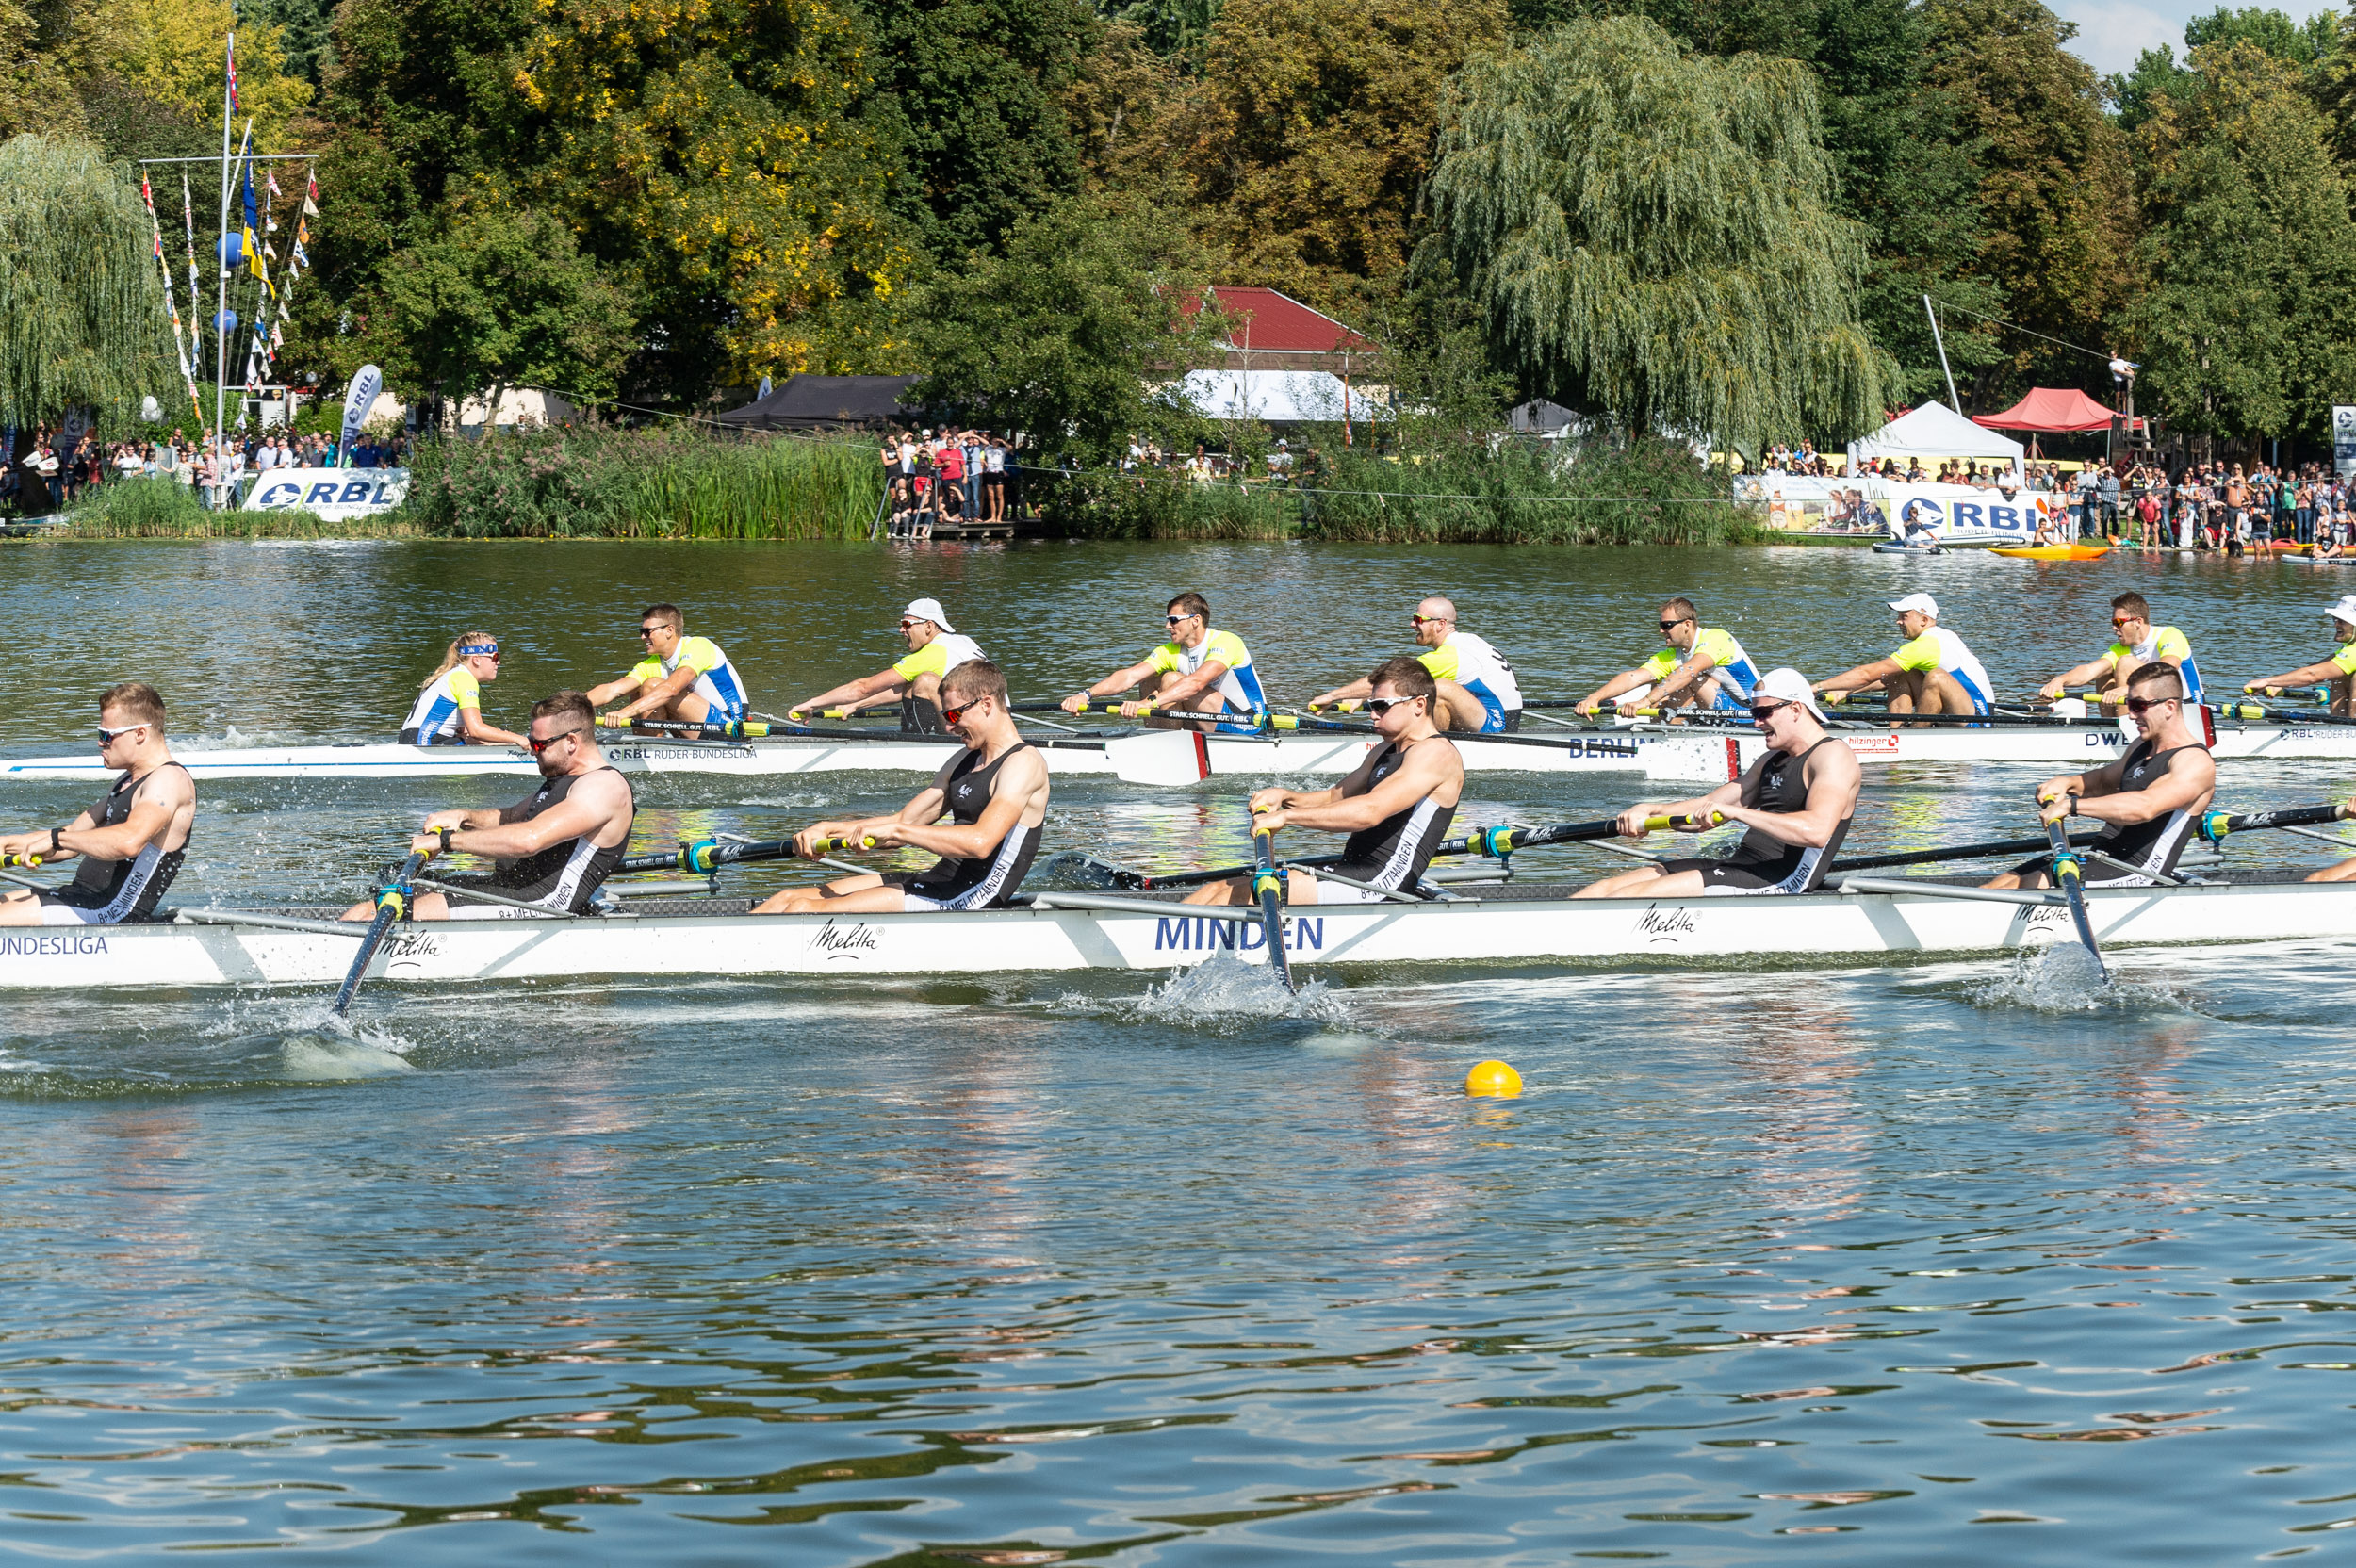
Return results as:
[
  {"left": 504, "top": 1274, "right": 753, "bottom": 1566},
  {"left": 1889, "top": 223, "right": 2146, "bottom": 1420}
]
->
[{"left": 1990, "top": 544, "right": 2112, "bottom": 561}]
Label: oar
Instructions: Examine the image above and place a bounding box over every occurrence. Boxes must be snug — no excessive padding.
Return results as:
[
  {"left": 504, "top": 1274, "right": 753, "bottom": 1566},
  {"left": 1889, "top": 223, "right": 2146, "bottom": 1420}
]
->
[
  {"left": 1827, "top": 803, "right": 2356, "bottom": 873},
  {"left": 2224, "top": 697, "right": 2356, "bottom": 727},
  {"left": 1088, "top": 812, "right": 1709, "bottom": 891},
  {"left": 1251, "top": 818, "right": 1293, "bottom": 992},
  {"left": 332, "top": 851, "right": 425, "bottom": 1018},
  {"left": 2195, "top": 802, "right": 2352, "bottom": 842},
  {"left": 2044, "top": 816, "right": 2109, "bottom": 982}
]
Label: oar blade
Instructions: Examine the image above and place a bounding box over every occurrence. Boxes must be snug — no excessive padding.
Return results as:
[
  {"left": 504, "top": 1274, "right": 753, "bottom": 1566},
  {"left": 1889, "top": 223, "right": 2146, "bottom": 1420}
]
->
[
  {"left": 331, "top": 851, "right": 426, "bottom": 1018},
  {"left": 1106, "top": 729, "right": 1212, "bottom": 788},
  {"left": 2045, "top": 820, "right": 2109, "bottom": 985},
  {"left": 1252, "top": 829, "right": 1294, "bottom": 992}
]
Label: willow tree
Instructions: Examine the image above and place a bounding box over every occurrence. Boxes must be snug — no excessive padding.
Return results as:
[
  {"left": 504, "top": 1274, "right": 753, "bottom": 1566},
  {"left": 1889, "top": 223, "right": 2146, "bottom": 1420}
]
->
[
  {"left": 1427, "top": 16, "right": 1889, "bottom": 453},
  {"left": 0, "top": 135, "right": 167, "bottom": 430}
]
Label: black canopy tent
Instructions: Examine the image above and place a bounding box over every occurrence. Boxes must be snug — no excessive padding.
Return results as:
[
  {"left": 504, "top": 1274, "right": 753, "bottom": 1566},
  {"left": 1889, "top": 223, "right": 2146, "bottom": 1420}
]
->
[{"left": 713, "top": 375, "right": 921, "bottom": 431}]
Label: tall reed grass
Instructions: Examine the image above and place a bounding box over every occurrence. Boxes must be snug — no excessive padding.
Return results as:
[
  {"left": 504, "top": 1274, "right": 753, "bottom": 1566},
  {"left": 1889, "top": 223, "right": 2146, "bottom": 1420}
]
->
[
  {"left": 57, "top": 477, "right": 365, "bottom": 538},
  {"left": 403, "top": 427, "right": 885, "bottom": 539}
]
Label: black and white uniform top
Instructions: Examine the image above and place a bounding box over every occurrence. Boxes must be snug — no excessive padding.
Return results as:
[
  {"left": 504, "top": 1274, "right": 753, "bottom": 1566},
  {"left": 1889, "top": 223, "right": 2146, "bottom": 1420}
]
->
[
  {"left": 1314, "top": 737, "right": 1459, "bottom": 904},
  {"left": 447, "top": 766, "right": 634, "bottom": 917},
  {"left": 882, "top": 743, "right": 1041, "bottom": 911},
  {"left": 2009, "top": 738, "right": 2202, "bottom": 887},
  {"left": 1660, "top": 737, "right": 1853, "bottom": 895},
  {"left": 36, "top": 763, "right": 193, "bottom": 926}
]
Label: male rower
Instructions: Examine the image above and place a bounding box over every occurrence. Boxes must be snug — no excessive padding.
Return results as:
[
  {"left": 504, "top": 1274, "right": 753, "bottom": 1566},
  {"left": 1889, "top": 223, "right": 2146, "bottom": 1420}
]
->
[
  {"left": 588, "top": 603, "right": 750, "bottom": 728},
  {"left": 1060, "top": 591, "right": 1268, "bottom": 733},
  {"left": 1573, "top": 668, "right": 1859, "bottom": 898},
  {"left": 1184, "top": 657, "right": 1464, "bottom": 906},
  {"left": 1815, "top": 592, "right": 1993, "bottom": 716},
  {"left": 1576, "top": 598, "right": 1760, "bottom": 716},
  {"left": 341, "top": 691, "right": 636, "bottom": 920},
  {"left": 785, "top": 598, "right": 984, "bottom": 734},
  {"left": 401, "top": 630, "right": 526, "bottom": 746},
  {"left": 1307, "top": 596, "right": 1525, "bottom": 732},
  {"left": 2244, "top": 594, "right": 2356, "bottom": 715},
  {"left": 2037, "top": 592, "right": 2203, "bottom": 712},
  {"left": 1984, "top": 662, "right": 2215, "bottom": 890},
  {"left": 0, "top": 682, "right": 196, "bottom": 927},
  {"left": 756, "top": 659, "right": 1048, "bottom": 914}
]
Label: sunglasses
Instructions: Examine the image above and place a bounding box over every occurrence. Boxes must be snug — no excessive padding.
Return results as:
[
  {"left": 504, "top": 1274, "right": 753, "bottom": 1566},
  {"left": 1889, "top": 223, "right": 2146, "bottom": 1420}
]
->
[
  {"left": 1365, "top": 695, "right": 1422, "bottom": 716},
  {"left": 1660, "top": 618, "right": 1693, "bottom": 632},
  {"left": 96, "top": 723, "right": 148, "bottom": 745},
  {"left": 1411, "top": 613, "right": 1448, "bottom": 625},
  {"left": 1165, "top": 613, "right": 1198, "bottom": 626},
  {"left": 941, "top": 696, "right": 988, "bottom": 726},
  {"left": 638, "top": 626, "right": 665, "bottom": 638},
  {"left": 1749, "top": 702, "right": 1792, "bottom": 722},
  {"left": 527, "top": 728, "right": 584, "bottom": 754},
  {"left": 2123, "top": 695, "right": 2178, "bottom": 715}
]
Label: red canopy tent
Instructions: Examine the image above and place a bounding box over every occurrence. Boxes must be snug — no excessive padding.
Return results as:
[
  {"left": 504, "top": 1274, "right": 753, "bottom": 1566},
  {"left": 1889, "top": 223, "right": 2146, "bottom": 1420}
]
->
[{"left": 1972, "top": 387, "right": 2119, "bottom": 433}]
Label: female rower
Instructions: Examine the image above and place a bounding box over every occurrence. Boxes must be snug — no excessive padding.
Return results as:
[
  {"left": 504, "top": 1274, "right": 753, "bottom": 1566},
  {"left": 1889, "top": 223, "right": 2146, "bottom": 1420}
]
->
[{"left": 401, "top": 631, "right": 527, "bottom": 747}]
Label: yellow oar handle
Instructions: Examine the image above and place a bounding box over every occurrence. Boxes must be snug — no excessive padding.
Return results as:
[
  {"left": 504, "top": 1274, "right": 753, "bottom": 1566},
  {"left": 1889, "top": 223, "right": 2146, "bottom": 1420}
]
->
[
  {"left": 819, "top": 707, "right": 862, "bottom": 720},
  {"left": 0, "top": 852, "right": 41, "bottom": 869},
  {"left": 813, "top": 835, "right": 878, "bottom": 853},
  {"left": 1642, "top": 811, "right": 1725, "bottom": 832}
]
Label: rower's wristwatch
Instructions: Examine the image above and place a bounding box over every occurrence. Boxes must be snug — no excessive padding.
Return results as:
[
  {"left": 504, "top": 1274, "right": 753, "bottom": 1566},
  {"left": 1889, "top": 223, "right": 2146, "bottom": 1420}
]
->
[
  {"left": 437, "top": 826, "right": 453, "bottom": 853},
  {"left": 49, "top": 826, "right": 62, "bottom": 856}
]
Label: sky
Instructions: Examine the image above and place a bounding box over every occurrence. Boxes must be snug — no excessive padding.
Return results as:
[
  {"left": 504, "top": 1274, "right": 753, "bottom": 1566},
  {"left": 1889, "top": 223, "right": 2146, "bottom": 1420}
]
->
[{"left": 2057, "top": 0, "right": 2340, "bottom": 74}]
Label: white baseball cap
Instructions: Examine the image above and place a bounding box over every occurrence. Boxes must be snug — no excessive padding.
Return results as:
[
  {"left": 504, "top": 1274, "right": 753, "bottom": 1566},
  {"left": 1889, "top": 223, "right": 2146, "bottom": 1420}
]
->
[
  {"left": 2329, "top": 595, "right": 2356, "bottom": 628},
  {"left": 901, "top": 597, "right": 957, "bottom": 632},
  {"left": 1751, "top": 666, "right": 1825, "bottom": 720},
  {"left": 1889, "top": 593, "right": 1939, "bottom": 617}
]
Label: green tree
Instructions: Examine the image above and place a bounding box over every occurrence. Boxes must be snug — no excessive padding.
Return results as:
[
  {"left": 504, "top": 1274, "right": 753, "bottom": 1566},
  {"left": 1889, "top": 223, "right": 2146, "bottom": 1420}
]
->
[
  {"left": 908, "top": 194, "right": 1225, "bottom": 459},
  {"left": 854, "top": 0, "right": 1093, "bottom": 263},
  {"left": 0, "top": 135, "right": 170, "bottom": 428},
  {"left": 1427, "top": 15, "right": 1888, "bottom": 452},
  {"left": 374, "top": 203, "right": 635, "bottom": 427},
  {"left": 2130, "top": 41, "right": 2356, "bottom": 443},
  {"left": 1178, "top": 0, "right": 1506, "bottom": 303},
  {"left": 1923, "top": 0, "right": 2135, "bottom": 406}
]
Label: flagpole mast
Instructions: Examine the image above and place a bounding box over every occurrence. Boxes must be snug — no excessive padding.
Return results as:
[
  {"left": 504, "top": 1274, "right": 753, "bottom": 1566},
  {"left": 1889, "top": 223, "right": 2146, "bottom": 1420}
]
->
[{"left": 213, "top": 32, "right": 233, "bottom": 471}]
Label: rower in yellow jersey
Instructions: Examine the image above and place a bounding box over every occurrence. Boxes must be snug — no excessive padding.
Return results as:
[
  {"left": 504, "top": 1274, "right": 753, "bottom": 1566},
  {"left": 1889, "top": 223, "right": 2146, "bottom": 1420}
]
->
[
  {"left": 1576, "top": 597, "right": 1761, "bottom": 716},
  {"left": 786, "top": 599, "right": 985, "bottom": 733},
  {"left": 2037, "top": 592, "right": 2202, "bottom": 713},
  {"left": 2244, "top": 594, "right": 2356, "bottom": 715}
]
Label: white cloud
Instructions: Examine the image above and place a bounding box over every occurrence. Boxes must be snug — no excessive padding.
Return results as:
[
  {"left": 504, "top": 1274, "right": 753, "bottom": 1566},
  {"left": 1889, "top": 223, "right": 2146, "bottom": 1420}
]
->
[{"left": 2057, "top": 0, "right": 2344, "bottom": 76}]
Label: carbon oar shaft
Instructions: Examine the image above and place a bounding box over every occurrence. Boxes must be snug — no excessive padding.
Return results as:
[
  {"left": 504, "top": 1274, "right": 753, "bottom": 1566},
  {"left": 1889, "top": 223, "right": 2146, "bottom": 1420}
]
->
[
  {"left": 2046, "top": 817, "right": 2109, "bottom": 981},
  {"left": 1252, "top": 825, "right": 1293, "bottom": 992},
  {"left": 332, "top": 851, "right": 425, "bottom": 1018}
]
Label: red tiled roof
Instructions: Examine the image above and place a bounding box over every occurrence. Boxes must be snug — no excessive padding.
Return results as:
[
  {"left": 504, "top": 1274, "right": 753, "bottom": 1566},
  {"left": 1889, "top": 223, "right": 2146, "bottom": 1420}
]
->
[{"left": 1184, "top": 286, "right": 1379, "bottom": 353}]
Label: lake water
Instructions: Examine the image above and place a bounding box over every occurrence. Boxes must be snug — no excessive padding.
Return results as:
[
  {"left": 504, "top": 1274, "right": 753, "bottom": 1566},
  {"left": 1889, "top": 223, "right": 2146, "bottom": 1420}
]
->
[{"left": 4, "top": 539, "right": 2356, "bottom": 1563}]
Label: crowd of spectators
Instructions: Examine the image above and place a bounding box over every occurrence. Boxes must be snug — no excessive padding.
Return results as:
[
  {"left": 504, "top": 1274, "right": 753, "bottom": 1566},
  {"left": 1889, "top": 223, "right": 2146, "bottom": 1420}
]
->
[
  {"left": 2086, "top": 461, "right": 2356, "bottom": 554},
  {"left": 879, "top": 428, "right": 1019, "bottom": 537},
  {"left": 2, "top": 425, "right": 409, "bottom": 517}
]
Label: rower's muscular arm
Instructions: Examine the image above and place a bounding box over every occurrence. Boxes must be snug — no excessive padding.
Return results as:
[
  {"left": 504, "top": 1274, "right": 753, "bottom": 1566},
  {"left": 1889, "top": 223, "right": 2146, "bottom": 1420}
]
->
[
  {"left": 585, "top": 675, "right": 646, "bottom": 708},
  {"left": 427, "top": 773, "right": 631, "bottom": 859},
  {"left": 1152, "top": 660, "right": 1230, "bottom": 710},
  {"left": 1310, "top": 676, "right": 1374, "bottom": 709},
  {"left": 1063, "top": 659, "right": 1161, "bottom": 712},
  {"left": 793, "top": 788, "right": 944, "bottom": 859},
  {"left": 1651, "top": 648, "right": 1722, "bottom": 707},
  {"left": 607, "top": 664, "right": 697, "bottom": 721},
  {"left": 2040, "top": 655, "right": 2117, "bottom": 699},
  {"left": 877, "top": 748, "right": 1049, "bottom": 860},
  {"left": 2053, "top": 751, "right": 2215, "bottom": 827},
  {"left": 457, "top": 708, "right": 527, "bottom": 747},
  {"left": 1576, "top": 670, "right": 1650, "bottom": 714},
  {"left": 1268, "top": 743, "right": 1461, "bottom": 834},
  {"left": 0, "top": 805, "right": 100, "bottom": 863},
  {"left": 1613, "top": 776, "right": 1746, "bottom": 838},
  {"left": 2247, "top": 659, "right": 2346, "bottom": 691},
  {"left": 1815, "top": 656, "right": 1903, "bottom": 697},
  {"left": 793, "top": 669, "right": 908, "bottom": 715}
]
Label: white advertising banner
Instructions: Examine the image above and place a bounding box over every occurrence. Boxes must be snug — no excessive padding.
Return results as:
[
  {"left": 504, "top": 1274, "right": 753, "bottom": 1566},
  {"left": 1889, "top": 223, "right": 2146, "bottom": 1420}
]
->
[
  {"left": 1737, "top": 472, "right": 2070, "bottom": 543},
  {"left": 243, "top": 466, "right": 411, "bottom": 520}
]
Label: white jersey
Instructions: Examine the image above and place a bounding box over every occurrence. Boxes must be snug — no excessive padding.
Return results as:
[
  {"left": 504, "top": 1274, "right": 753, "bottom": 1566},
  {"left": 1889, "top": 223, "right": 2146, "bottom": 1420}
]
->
[{"left": 1418, "top": 631, "right": 1524, "bottom": 725}]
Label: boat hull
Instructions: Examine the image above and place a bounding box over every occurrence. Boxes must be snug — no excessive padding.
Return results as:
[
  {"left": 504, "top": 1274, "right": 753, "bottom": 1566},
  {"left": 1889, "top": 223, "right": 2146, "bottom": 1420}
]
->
[
  {"left": 0, "top": 733, "right": 1738, "bottom": 784},
  {"left": 1725, "top": 717, "right": 2356, "bottom": 767},
  {"left": 6, "top": 877, "right": 2347, "bottom": 989}
]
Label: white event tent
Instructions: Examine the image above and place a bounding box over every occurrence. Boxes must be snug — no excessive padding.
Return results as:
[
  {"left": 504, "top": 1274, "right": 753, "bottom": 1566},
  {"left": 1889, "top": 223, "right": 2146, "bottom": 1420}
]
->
[
  {"left": 1845, "top": 401, "right": 2023, "bottom": 481},
  {"left": 1175, "top": 369, "right": 1391, "bottom": 426}
]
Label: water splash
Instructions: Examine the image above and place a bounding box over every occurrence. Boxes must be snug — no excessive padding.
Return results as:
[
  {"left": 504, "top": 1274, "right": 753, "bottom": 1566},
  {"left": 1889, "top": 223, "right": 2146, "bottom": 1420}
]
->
[
  {"left": 1135, "top": 953, "right": 1348, "bottom": 1031},
  {"left": 1972, "top": 941, "right": 2178, "bottom": 1014}
]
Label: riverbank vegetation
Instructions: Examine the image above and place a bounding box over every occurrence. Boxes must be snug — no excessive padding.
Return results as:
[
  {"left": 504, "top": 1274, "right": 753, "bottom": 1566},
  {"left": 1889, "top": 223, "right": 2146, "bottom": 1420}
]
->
[{"left": 56, "top": 478, "right": 365, "bottom": 538}]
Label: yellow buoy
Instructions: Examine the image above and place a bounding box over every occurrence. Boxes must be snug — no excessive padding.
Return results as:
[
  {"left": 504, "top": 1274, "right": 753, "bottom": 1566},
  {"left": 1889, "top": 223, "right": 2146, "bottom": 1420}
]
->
[{"left": 1465, "top": 1059, "right": 1523, "bottom": 1099}]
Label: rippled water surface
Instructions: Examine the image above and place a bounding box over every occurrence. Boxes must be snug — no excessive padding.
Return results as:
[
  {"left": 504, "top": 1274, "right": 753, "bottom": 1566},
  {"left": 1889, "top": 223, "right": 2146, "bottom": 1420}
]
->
[{"left": 6, "top": 539, "right": 2356, "bottom": 1562}]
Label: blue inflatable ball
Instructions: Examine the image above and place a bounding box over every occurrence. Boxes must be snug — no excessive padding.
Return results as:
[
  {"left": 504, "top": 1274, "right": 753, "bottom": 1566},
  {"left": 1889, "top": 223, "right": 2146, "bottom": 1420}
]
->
[
  {"left": 218, "top": 233, "right": 244, "bottom": 267},
  {"left": 214, "top": 310, "right": 238, "bottom": 335}
]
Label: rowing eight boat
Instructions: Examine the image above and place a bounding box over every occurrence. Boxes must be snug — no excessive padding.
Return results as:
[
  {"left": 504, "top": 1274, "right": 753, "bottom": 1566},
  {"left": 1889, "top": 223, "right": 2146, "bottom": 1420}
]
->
[
  {"left": 6, "top": 874, "right": 2348, "bottom": 988},
  {"left": 0, "top": 730, "right": 1739, "bottom": 785}
]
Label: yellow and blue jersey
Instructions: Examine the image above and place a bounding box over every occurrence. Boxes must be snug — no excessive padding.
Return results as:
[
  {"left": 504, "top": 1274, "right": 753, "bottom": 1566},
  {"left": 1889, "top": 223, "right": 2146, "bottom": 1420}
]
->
[
  {"left": 1417, "top": 631, "right": 1523, "bottom": 731},
  {"left": 401, "top": 665, "right": 482, "bottom": 744},
  {"left": 1892, "top": 627, "right": 1992, "bottom": 712},
  {"left": 1148, "top": 629, "right": 1265, "bottom": 732},
  {"left": 2105, "top": 625, "right": 2201, "bottom": 702},
  {"left": 632, "top": 635, "right": 748, "bottom": 717},
  {"left": 1639, "top": 628, "right": 1758, "bottom": 710}
]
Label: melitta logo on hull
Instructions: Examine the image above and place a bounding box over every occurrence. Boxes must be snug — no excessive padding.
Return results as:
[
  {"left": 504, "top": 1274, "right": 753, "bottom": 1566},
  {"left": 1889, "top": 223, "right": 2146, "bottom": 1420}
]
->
[
  {"left": 1154, "top": 915, "right": 1324, "bottom": 953},
  {"left": 1636, "top": 905, "right": 1696, "bottom": 944},
  {"left": 0, "top": 932, "right": 109, "bottom": 957},
  {"left": 810, "top": 919, "right": 881, "bottom": 958}
]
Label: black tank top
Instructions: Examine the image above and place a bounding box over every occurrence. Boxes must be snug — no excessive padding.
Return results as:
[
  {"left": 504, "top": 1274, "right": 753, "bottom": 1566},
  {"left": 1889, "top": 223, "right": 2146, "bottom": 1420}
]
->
[
  {"left": 65, "top": 763, "right": 191, "bottom": 920},
  {"left": 2093, "top": 738, "right": 2201, "bottom": 872},
  {"left": 493, "top": 766, "right": 633, "bottom": 901},
  {"left": 1726, "top": 737, "right": 1853, "bottom": 877},
  {"left": 1334, "top": 738, "right": 1458, "bottom": 890},
  {"left": 906, "top": 743, "right": 1041, "bottom": 904}
]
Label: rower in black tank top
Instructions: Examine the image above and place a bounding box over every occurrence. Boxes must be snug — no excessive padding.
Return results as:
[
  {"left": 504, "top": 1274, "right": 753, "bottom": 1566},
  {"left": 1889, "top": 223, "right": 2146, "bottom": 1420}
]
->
[
  {"left": 38, "top": 764, "right": 192, "bottom": 923},
  {"left": 1656, "top": 737, "right": 1854, "bottom": 894},
  {"left": 881, "top": 743, "right": 1040, "bottom": 910},
  {"left": 444, "top": 766, "right": 633, "bottom": 914},
  {"left": 2004, "top": 737, "right": 2201, "bottom": 887},
  {"left": 1327, "top": 738, "right": 1459, "bottom": 894}
]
